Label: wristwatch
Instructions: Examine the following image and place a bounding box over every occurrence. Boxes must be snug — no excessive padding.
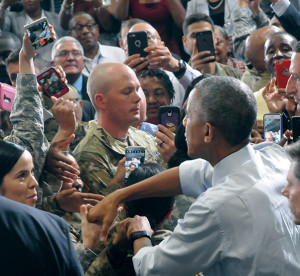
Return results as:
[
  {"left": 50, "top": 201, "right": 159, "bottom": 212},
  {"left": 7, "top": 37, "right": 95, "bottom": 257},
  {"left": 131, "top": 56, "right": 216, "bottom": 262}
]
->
[
  {"left": 173, "top": 59, "right": 187, "bottom": 79},
  {"left": 130, "top": 230, "right": 151, "bottom": 242}
]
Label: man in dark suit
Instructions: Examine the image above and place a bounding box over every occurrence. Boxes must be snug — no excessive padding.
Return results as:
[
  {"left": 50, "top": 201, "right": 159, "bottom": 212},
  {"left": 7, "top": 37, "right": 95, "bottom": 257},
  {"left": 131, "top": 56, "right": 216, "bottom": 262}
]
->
[
  {"left": 51, "top": 36, "right": 90, "bottom": 102},
  {"left": 0, "top": 196, "right": 84, "bottom": 276}
]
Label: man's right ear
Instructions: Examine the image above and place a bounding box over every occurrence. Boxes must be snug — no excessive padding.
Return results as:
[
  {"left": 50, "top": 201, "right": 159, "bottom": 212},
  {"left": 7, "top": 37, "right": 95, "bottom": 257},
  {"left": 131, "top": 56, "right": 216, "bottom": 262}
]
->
[
  {"left": 94, "top": 93, "right": 106, "bottom": 109},
  {"left": 182, "top": 35, "right": 187, "bottom": 48}
]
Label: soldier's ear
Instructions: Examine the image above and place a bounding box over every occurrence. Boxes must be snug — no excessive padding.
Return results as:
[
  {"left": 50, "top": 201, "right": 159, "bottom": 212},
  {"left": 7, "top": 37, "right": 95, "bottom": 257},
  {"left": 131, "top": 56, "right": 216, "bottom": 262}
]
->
[{"left": 94, "top": 93, "right": 106, "bottom": 110}]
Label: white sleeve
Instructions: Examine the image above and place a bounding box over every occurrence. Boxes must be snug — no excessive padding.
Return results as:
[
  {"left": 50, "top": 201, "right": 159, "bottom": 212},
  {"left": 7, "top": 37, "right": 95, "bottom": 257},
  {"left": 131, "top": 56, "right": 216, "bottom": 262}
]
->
[
  {"left": 271, "top": 0, "right": 290, "bottom": 16},
  {"left": 179, "top": 159, "right": 213, "bottom": 197}
]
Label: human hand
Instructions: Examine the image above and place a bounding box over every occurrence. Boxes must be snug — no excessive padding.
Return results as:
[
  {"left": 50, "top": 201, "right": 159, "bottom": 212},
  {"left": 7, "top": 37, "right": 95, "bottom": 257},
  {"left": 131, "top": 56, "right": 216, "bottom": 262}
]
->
[
  {"left": 51, "top": 97, "right": 76, "bottom": 136},
  {"left": 250, "top": 128, "right": 264, "bottom": 144},
  {"left": 80, "top": 204, "right": 102, "bottom": 250},
  {"left": 55, "top": 188, "right": 104, "bottom": 213},
  {"left": 144, "top": 45, "right": 179, "bottom": 72},
  {"left": 278, "top": 129, "right": 293, "bottom": 146},
  {"left": 87, "top": 191, "right": 123, "bottom": 241},
  {"left": 191, "top": 40, "right": 215, "bottom": 74},
  {"left": 238, "top": 0, "right": 248, "bottom": 8},
  {"left": 45, "top": 135, "right": 80, "bottom": 182},
  {"left": 111, "top": 157, "right": 126, "bottom": 186},
  {"left": 124, "top": 54, "right": 149, "bottom": 76},
  {"left": 248, "top": 0, "right": 261, "bottom": 16},
  {"left": 0, "top": 0, "right": 18, "bottom": 9},
  {"left": 126, "top": 215, "right": 153, "bottom": 237},
  {"left": 263, "top": 77, "right": 287, "bottom": 113},
  {"left": 153, "top": 124, "right": 177, "bottom": 163}
]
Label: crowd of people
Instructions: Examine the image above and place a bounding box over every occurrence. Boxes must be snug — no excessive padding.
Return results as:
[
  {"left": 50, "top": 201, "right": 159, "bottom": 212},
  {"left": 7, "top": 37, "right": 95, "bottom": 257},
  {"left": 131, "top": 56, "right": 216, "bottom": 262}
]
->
[{"left": 0, "top": 0, "right": 300, "bottom": 275}]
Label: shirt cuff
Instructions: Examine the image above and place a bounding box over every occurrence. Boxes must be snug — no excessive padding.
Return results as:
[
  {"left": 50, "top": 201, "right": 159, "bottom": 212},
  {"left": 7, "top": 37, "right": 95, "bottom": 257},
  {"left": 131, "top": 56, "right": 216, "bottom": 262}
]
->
[{"left": 271, "top": 0, "right": 290, "bottom": 16}]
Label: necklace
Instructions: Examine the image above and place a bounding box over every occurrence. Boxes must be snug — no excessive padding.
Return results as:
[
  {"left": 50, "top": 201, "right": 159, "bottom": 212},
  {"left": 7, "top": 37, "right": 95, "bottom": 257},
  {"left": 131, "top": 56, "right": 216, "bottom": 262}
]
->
[{"left": 208, "top": 0, "right": 225, "bottom": 10}]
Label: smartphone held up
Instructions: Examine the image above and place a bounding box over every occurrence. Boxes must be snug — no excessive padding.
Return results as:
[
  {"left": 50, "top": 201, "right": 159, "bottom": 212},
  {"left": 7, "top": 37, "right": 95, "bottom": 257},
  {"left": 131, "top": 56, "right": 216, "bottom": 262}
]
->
[
  {"left": 263, "top": 113, "right": 283, "bottom": 144},
  {"left": 37, "top": 67, "right": 69, "bottom": 98},
  {"left": 0, "top": 83, "right": 16, "bottom": 112},
  {"left": 24, "top": 17, "right": 54, "bottom": 51},
  {"left": 125, "top": 146, "right": 145, "bottom": 179}
]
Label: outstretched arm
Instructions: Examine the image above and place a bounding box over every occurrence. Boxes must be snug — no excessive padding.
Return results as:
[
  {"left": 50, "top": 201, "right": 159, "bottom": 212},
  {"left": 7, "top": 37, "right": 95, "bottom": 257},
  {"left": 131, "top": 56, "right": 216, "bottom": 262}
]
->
[{"left": 87, "top": 167, "right": 182, "bottom": 241}]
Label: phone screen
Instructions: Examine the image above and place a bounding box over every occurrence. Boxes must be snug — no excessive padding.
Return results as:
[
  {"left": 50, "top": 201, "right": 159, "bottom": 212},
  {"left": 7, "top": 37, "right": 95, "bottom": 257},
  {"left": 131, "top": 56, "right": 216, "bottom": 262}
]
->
[
  {"left": 159, "top": 106, "right": 180, "bottom": 133},
  {"left": 196, "top": 30, "right": 216, "bottom": 63},
  {"left": 125, "top": 146, "right": 145, "bottom": 179},
  {"left": 263, "top": 114, "right": 282, "bottom": 143},
  {"left": 37, "top": 68, "right": 69, "bottom": 98},
  {"left": 127, "top": 31, "right": 148, "bottom": 58},
  {"left": 25, "top": 17, "right": 54, "bottom": 50}
]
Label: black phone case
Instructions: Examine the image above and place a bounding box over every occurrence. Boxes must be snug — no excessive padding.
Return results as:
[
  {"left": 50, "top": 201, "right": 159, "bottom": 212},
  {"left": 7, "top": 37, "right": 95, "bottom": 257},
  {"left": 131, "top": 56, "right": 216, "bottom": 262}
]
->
[
  {"left": 196, "top": 30, "right": 216, "bottom": 63},
  {"left": 159, "top": 106, "right": 180, "bottom": 134},
  {"left": 292, "top": 116, "right": 300, "bottom": 142},
  {"left": 127, "top": 31, "right": 148, "bottom": 58}
]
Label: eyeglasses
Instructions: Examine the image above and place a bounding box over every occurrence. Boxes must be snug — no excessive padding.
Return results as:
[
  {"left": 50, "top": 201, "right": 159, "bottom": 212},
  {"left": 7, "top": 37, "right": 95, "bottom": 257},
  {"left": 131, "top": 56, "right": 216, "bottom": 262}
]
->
[
  {"left": 72, "top": 24, "right": 96, "bottom": 33},
  {"left": 55, "top": 50, "right": 82, "bottom": 58},
  {"left": 68, "top": 98, "right": 80, "bottom": 105},
  {"left": 147, "top": 34, "right": 161, "bottom": 42}
]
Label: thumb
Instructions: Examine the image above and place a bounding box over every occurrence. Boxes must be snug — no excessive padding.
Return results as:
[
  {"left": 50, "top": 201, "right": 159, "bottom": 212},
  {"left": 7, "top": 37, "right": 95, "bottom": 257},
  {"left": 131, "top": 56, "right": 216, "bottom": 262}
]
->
[
  {"left": 99, "top": 221, "right": 110, "bottom": 242},
  {"left": 51, "top": 96, "right": 57, "bottom": 104},
  {"left": 80, "top": 204, "right": 88, "bottom": 221},
  {"left": 52, "top": 134, "right": 75, "bottom": 149}
]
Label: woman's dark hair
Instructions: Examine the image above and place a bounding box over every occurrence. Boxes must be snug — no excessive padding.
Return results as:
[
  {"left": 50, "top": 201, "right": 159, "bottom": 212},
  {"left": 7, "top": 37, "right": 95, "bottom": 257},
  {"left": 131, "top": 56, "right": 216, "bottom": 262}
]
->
[
  {"left": 139, "top": 69, "right": 175, "bottom": 102},
  {"left": 125, "top": 163, "right": 175, "bottom": 229},
  {"left": 0, "top": 141, "right": 25, "bottom": 184}
]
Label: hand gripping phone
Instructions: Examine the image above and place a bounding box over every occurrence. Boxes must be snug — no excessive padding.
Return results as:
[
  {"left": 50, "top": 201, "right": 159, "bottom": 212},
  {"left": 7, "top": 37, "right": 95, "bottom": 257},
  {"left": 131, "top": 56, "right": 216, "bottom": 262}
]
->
[
  {"left": 37, "top": 67, "right": 69, "bottom": 98},
  {"left": 275, "top": 59, "right": 291, "bottom": 90},
  {"left": 125, "top": 146, "right": 145, "bottom": 179},
  {"left": 0, "top": 83, "right": 16, "bottom": 112},
  {"left": 196, "top": 30, "right": 216, "bottom": 63},
  {"left": 24, "top": 17, "right": 54, "bottom": 51},
  {"left": 263, "top": 113, "right": 283, "bottom": 144},
  {"left": 159, "top": 106, "right": 180, "bottom": 134},
  {"left": 127, "top": 31, "right": 148, "bottom": 58}
]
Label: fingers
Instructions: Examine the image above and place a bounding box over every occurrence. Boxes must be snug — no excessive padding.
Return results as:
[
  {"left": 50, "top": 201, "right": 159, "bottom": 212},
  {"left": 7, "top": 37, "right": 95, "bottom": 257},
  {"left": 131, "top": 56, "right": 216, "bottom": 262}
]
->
[
  {"left": 51, "top": 134, "right": 76, "bottom": 150},
  {"left": 80, "top": 193, "right": 105, "bottom": 201},
  {"left": 99, "top": 219, "right": 110, "bottom": 242},
  {"left": 278, "top": 129, "right": 293, "bottom": 147},
  {"left": 80, "top": 204, "right": 88, "bottom": 223}
]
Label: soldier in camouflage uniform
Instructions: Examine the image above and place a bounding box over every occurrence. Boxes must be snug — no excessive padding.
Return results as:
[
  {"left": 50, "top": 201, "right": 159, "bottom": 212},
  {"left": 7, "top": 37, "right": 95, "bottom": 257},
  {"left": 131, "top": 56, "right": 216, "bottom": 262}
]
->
[{"left": 73, "top": 63, "right": 164, "bottom": 196}]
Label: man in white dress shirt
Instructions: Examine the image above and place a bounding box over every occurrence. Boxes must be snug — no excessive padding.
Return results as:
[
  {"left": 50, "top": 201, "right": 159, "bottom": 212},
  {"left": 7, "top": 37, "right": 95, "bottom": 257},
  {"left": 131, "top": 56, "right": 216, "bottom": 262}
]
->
[
  {"left": 69, "top": 12, "right": 125, "bottom": 76},
  {"left": 87, "top": 76, "right": 300, "bottom": 275}
]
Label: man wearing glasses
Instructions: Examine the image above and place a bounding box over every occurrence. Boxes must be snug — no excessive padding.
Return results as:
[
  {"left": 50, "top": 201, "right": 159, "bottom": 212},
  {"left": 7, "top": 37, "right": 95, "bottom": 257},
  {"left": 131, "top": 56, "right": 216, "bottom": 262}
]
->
[{"left": 69, "top": 12, "right": 125, "bottom": 76}]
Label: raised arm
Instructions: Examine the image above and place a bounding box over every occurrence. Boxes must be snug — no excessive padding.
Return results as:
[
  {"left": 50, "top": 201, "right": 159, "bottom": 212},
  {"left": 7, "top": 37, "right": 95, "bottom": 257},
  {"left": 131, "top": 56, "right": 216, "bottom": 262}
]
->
[
  {"left": 5, "top": 32, "right": 49, "bottom": 180},
  {"left": 59, "top": 0, "right": 74, "bottom": 31},
  {"left": 87, "top": 167, "right": 182, "bottom": 241},
  {"left": 166, "top": 0, "right": 186, "bottom": 28},
  {"left": 113, "top": 0, "right": 130, "bottom": 21}
]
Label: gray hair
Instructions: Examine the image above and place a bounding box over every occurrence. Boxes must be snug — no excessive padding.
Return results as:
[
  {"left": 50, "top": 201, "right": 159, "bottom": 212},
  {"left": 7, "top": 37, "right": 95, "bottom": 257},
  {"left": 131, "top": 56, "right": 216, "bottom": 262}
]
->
[
  {"left": 192, "top": 76, "right": 257, "bottom": 146},
  {"left": 286, "top": 142, "right": 300, "bottom": 181},
  {"left": 51, "top": 36, "right": 84, "bottom": 60}
]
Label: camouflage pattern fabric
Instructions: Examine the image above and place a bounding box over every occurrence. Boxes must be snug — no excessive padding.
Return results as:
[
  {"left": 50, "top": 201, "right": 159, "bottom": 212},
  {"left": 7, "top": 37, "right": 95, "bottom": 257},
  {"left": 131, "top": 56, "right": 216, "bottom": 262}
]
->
[
  {"left": 73, "top": 121, "right": 165, "bottom": 196},
  {"left": 241, "top": 64, "right": 271, "bottom": 92},
  {"left": 44, "top": 118, "right": 88, "bottom": 151},
  {"left": 164, "top": 194, "right": 196, "bottom": 231},
  {"left": 85, "top": 227, "right": 172, "bottom": 276},
  {"left": 5, "top": 74, "right": 49, "bottom": 180},
  {"left": 214, "top": 62, "right": 242, "bottom": 80}
]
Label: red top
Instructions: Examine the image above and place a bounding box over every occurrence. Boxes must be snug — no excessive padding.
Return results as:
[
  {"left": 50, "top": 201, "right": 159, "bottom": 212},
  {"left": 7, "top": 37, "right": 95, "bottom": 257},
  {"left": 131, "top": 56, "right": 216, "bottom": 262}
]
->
[{"left": 129, "top": 0, "right": 180, "bottom": 56}]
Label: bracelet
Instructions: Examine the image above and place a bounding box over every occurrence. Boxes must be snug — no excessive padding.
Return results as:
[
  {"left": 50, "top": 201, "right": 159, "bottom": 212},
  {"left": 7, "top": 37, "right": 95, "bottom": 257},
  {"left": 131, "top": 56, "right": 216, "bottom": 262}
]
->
[{"left": 130, "top": 230, "right": 151, "bottom": 242}]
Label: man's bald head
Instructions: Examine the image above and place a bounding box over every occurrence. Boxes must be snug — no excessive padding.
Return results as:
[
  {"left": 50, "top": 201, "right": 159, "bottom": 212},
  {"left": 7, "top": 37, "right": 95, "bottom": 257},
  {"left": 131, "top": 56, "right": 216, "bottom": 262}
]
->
[
  {"left": 87, "top": 62, "right": 136, "bottom": 108},
  {"left": 245, "top": 25, "right": 281, "bottom": 72}
]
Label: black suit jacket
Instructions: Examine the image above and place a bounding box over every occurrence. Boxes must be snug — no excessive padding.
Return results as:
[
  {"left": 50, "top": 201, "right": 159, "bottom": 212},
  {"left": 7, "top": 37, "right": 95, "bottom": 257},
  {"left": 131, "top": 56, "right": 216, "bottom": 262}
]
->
[
  {"left": 0, "top": 196, "right": 84, "bottom": 276},
  {"left": 276, "top": 4, "right": 300, "bottom": 40},
  {"left": 81, "top": 74, "right": 90, "bottom": 102}
]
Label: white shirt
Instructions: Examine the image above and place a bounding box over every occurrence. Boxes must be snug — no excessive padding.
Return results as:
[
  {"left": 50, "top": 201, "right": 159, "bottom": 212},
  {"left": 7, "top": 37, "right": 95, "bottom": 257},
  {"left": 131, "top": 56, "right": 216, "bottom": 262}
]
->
[
  {"left": 271, "top": 0, "right": 291, "bottom": 16},
  {"left": 82, "top": 42, "right": 126, "bottom": 76},
  {"left": 133, "top": 143, "right": 300, "bottom": 275}
]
